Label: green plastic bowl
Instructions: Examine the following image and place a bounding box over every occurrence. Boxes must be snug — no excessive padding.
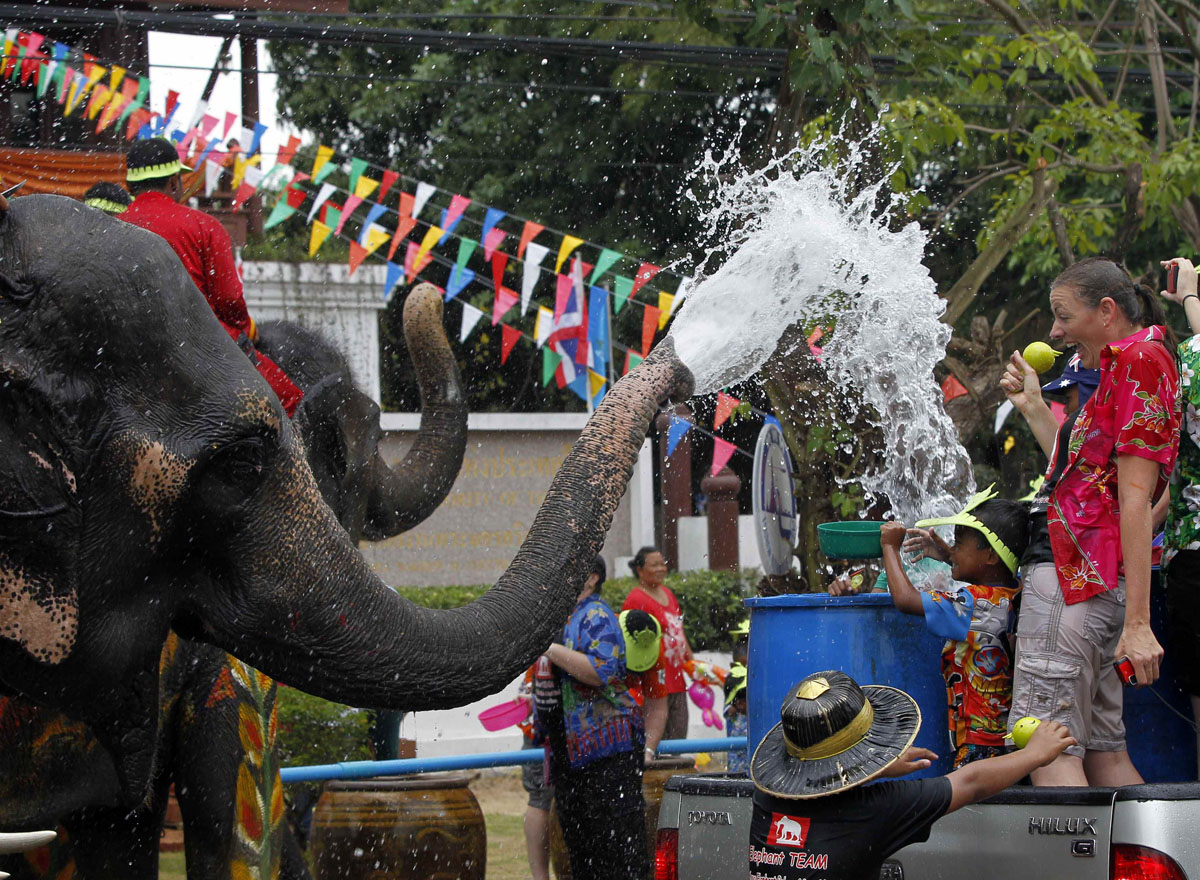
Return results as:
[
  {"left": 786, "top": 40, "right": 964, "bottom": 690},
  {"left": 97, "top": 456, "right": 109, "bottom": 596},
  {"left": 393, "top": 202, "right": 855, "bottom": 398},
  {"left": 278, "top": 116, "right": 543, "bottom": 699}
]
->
[{"left": 817, "top": 521, "right": 886, "bottom": 559}]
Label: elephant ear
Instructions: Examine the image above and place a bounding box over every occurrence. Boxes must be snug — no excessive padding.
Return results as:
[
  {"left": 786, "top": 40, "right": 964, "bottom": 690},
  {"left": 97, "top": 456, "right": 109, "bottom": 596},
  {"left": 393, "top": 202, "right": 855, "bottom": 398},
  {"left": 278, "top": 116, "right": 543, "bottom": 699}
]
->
[{"left": 0, "top": 381, "right": 81, "bottom": 664}]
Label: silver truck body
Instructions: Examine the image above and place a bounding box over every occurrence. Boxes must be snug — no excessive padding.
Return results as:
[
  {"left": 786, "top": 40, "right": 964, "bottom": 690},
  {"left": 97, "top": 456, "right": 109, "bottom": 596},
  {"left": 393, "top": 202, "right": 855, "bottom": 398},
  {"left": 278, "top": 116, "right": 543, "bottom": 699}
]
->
[{"left": 658, "top": 774, "right": 1200, "bottom": 879}]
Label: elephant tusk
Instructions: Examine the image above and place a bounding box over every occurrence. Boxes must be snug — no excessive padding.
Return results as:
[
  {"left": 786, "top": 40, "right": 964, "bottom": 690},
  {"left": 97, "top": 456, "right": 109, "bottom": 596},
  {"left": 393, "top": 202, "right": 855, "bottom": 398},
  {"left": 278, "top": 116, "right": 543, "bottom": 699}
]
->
[{"left": 0, "top": 830, "right": 56, "bottom": 854}]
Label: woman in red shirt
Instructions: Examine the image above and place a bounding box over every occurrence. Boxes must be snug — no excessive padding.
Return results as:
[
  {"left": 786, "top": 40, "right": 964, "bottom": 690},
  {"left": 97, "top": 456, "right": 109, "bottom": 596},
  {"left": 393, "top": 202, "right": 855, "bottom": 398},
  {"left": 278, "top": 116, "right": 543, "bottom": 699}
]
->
[
  {"left": 1001, "top": 258, "right": 1180, "bottom": 787},
  {"left": 622, "top": 546, "right": 694, "bottom": 740}
]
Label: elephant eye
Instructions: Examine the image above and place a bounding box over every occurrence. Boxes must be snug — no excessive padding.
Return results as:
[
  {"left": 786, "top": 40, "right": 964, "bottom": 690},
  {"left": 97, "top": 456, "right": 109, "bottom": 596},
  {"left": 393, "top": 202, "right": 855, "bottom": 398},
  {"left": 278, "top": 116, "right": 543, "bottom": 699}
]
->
[{"left": 201, "top": 437, "right": 270, "bottom": 503}]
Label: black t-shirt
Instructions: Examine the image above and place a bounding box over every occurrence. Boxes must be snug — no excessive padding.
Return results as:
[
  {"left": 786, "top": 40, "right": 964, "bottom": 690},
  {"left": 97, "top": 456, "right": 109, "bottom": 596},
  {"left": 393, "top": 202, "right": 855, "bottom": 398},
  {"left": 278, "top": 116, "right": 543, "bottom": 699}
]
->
[
  {"left": 748, "top": 777, "right": 952, "bottom": 880},
  {"left": 1022, "top": 409, "right": 1081, "bottom": 566}
]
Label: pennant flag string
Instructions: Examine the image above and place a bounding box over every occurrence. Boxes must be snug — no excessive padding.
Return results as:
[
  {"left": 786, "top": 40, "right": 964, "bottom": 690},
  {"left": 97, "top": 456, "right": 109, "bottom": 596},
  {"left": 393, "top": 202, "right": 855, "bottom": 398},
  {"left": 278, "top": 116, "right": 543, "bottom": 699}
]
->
[{"left": 282, "top": 176, "right": 674, "bottom": 324}]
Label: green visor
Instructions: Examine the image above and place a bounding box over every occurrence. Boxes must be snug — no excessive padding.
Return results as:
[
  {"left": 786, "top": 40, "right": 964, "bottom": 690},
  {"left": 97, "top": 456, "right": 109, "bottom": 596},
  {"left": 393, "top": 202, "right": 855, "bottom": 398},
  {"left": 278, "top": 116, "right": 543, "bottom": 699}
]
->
[
  {"left": 127, "top": 159, "right": 192, "bottom": 183},
  {"left": 618, "top": 610, "right": 662, "bottom": 673},
  {"left": 724, "top": 663, "right": 747, "bottom": 708},
  {"left": 915, "top": 484, "right": 1019, "bottom": 576}
]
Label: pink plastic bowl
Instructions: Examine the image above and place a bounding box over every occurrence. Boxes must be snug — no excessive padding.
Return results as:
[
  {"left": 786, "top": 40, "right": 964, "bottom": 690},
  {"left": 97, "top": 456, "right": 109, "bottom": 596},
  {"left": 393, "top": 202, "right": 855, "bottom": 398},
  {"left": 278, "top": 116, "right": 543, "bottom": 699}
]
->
[{"left": 478, "top": 698, "right": 531, "bottom": 731}]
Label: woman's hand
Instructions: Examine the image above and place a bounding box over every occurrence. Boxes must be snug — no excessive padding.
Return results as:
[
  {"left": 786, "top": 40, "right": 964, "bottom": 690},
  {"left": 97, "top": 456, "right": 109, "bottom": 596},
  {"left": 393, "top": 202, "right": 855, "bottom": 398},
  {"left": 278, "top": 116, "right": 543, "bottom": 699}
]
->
[
  {"left": 1160, "top": 257, "right": 1198, "bottom": 305},
  {"left": 1000, "top": 350, "right": 1045, "bottom": 415},
  {"left": 902, "top": 527, "right": 952, "bottom": 563},
  {"left": 1117, "top": 620, "right": 1163, "bottom": 687}
]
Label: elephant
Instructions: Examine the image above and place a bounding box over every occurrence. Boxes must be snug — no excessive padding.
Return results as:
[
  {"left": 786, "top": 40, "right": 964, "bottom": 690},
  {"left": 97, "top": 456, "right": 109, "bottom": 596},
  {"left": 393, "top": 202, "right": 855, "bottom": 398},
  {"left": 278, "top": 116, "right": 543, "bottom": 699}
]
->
[
  {"left": 0, "top": 282, "right": 469, "bottom": 879},
  {"left": 0, "top": 195, "right": 692, "bottom": 867}
]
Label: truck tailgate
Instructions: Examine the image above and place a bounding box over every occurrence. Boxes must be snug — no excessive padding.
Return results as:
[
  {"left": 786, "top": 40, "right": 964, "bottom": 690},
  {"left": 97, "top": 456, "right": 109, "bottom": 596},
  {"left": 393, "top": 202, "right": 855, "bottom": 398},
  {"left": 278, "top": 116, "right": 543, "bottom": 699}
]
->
[
  {"left": 894, "top": 787, "right": 1117, "bottom": 879},
  {"left": 661, "top": 774, "right": 756, "bottom": 879}
]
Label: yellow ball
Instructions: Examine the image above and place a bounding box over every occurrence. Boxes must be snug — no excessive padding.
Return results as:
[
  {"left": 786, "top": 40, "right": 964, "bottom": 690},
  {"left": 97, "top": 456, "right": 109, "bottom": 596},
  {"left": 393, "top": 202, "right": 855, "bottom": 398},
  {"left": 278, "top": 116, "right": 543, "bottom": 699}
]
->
[
  {"left": 1022, "top": 342, "right": 1062, "bottom": 374},
  {"left": 1010, "top": 716, "right": 1041, "bottom": 749}
]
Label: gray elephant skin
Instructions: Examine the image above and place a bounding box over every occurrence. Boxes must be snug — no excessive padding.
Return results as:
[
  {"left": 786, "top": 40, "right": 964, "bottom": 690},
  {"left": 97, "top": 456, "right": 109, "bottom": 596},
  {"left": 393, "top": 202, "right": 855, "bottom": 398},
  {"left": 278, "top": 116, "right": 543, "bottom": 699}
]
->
[
  {"left": 0, "top": 280, "right": 468, "bottom": 879},
  {"left": 0, "top": 195, "right": 693, "bottom": 860}
]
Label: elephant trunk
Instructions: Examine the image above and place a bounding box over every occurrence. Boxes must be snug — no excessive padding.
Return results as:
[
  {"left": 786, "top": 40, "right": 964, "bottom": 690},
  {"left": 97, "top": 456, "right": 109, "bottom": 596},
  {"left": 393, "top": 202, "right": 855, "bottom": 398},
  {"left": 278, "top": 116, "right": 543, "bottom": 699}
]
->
[
  {"left": 198, "top": 341, "right": 692, "bottom": 709},
  {"left": 361, "top": 284, "right": 468, "bottom": 541}
]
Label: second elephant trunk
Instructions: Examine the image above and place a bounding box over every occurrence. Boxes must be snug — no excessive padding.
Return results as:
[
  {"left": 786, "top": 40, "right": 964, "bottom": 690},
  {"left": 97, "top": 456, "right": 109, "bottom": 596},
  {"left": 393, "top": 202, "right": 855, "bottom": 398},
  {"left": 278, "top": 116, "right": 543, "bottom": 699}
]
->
[
  {"left": 195, "top": 341, "right": 692, "bottom": 710},
  {"left": 361, "top": 284, "right": 467, "bottom": 540}
]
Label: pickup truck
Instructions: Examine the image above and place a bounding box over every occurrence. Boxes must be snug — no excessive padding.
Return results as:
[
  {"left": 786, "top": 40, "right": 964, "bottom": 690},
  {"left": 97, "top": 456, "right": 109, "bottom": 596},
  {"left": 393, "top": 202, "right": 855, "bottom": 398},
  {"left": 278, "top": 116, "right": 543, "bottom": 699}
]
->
[
  {"left": 655, "top": 590, "right": 1200, "bottom": 880},
  {"left": 656, "top": 775, "right": 1200, "bottom": 879}
]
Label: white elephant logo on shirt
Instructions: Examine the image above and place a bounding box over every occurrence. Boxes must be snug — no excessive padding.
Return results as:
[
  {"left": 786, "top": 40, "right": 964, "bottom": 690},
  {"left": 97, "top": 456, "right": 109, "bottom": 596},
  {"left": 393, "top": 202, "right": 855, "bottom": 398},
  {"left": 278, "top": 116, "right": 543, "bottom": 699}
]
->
[{"left": 768, "top": 813, "right": 810, "bottom": 847}]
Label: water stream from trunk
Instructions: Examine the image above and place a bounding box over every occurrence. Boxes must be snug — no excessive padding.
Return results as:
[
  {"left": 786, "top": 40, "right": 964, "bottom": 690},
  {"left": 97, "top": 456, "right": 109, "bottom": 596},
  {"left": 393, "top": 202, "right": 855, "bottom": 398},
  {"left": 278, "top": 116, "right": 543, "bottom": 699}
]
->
[{"left": 668, "top": 133, "right": 973, "bottom": 522}]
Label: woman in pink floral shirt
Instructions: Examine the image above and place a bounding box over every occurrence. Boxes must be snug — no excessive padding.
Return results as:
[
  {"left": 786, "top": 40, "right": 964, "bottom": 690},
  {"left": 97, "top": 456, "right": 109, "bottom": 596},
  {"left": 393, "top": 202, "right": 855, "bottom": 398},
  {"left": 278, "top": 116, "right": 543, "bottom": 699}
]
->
[{"left": 1001, "top": 258, "right": 1180, "bottom": 787}]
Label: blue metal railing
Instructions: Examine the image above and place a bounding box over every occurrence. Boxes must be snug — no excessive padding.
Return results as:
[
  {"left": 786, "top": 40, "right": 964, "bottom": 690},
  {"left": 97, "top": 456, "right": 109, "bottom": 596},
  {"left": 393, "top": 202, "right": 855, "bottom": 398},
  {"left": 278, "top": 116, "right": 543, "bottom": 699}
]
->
[{"left": 279, "top": 736, "right": 748, "bottom": 783}]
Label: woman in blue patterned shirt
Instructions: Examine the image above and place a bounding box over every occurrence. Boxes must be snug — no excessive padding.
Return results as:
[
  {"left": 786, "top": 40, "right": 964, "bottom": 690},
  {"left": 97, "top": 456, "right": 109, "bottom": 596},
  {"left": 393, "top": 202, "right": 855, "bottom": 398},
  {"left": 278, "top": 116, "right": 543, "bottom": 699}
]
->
[{"left": 531, "top": 556, "right": 649, "bottom": 879}]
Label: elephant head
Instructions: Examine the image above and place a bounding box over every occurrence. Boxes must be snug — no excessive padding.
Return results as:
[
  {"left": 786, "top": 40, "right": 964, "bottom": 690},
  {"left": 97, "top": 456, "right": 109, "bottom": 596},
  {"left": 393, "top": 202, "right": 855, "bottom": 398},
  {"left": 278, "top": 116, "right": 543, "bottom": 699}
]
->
[
  {"left": 253, "top": 283, "right": 467, "bottom": 543},
  {"left": 0, "top": 195, "right": 693, "bottom": 801}
]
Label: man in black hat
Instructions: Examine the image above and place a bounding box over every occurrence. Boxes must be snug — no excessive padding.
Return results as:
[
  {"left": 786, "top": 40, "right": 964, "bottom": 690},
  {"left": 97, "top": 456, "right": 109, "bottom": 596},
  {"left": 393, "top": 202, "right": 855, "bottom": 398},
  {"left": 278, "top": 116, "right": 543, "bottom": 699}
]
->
[
  {"left": 122, "top": 137, "right": 302, "bottom": 415},
  {"left": 748, "top": 670, "right": 1075, "bottom": 880}
]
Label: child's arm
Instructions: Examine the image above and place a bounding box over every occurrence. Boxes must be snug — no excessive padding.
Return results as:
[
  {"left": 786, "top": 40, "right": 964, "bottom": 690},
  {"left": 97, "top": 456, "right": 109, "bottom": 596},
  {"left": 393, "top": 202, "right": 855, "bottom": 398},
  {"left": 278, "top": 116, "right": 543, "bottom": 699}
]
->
[
  {"left": 880, "top": 523, "right": 924, "bottom": 616},
  {"left": 945, "top": 722, "right": 1076, "bottom": 813}
]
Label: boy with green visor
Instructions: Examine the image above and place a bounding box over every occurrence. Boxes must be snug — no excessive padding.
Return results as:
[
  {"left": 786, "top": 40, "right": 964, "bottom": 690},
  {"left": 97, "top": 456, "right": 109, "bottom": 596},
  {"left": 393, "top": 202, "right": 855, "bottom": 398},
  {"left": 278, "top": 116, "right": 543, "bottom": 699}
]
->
[{"left": 879, "top": 486, "right": 1030, "bottom": 767}]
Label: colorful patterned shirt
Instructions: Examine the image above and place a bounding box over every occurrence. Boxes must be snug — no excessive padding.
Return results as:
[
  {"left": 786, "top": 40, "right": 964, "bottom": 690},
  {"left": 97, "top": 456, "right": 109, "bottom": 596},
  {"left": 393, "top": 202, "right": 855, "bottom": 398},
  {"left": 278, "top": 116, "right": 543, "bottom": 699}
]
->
[
  {"left": 532, "top": 593, "right": 642, "bottom": 771},
  {"left": 1046, "top": 326, "right": 1180, "bottom": 604},
  {"left": 920, "top": 583, "right": 1019, "bottom": 751},
  {"left": 1165, "top": 335, "right": 1200, "bottom": 565},
  {"left": 725, "top": 710, "right": 749, "bottom": 774}
]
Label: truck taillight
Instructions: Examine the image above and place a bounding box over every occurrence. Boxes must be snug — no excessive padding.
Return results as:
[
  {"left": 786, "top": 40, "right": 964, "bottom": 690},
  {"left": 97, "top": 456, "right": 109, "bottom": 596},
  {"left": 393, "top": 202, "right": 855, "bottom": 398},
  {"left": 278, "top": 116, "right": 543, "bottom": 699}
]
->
[
  {"left": 654, "top": 828, "right": 679, "bottom": 880},
  {"left": 1111, "top": 844, "right": 1187, "bottom": 880}
]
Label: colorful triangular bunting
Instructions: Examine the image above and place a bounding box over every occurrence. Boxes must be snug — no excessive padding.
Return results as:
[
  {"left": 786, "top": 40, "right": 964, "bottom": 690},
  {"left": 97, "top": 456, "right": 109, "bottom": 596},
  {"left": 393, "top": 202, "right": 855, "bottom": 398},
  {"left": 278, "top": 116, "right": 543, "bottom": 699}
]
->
[
  {"left": 460, "top": 302, "right": 484, "bottom": 342},
  {"left": 631, "top": 262, "right": 660, "bottom": 298},
  {"left": 501, "top": 324, "right": 521, "bottom": 364},
  {"left": 308, "top": 220, "right": 332, "bottom": 257},
  {"left": 642, "top": 305, "right": 661, "bottom": 355},
  {"left": 666, "top": 415, "right": 691, "bottom": 456},
  {"left": 555, "top": 234, "right": 583, "bottom": 273},
  {"left": 493, "top": 286, "right": 518, "bottom": 325},
  {"left": 714, "top": 392, "right": 740, "bottom": 429},
  {"left": 519, "top": 221, "right": 545, "bottom": 259},
  {"left": 711, "top": 438, "right": 737, "bottom": 476},
  {"left": 522, "top": 241, "right": 550, "bottom": 315},
  {"left": 542, "top": 347, "right": 562, "bottom": 386}
]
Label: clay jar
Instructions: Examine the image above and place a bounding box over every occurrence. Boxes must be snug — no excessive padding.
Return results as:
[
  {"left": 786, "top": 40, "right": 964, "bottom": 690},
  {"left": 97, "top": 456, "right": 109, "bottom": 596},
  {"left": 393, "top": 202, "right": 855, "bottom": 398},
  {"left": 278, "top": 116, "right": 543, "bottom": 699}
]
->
[{"left": 310, "top": 774, "right": 485, "bottom": 880}]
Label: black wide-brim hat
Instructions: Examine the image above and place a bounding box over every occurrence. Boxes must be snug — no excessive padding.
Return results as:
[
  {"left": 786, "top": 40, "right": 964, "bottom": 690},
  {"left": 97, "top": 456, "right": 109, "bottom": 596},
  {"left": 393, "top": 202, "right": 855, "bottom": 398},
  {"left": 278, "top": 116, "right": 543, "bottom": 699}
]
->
[{"left": 750, "top": 671, "right": 921, "bottom": 800}]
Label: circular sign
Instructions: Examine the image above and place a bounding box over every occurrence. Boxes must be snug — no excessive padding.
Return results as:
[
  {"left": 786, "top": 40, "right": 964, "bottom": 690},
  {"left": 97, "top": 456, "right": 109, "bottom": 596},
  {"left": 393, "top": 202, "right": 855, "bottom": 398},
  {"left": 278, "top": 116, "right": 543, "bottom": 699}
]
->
[{"left": 753, "top": 422, "right": 798, "bottom": 575}]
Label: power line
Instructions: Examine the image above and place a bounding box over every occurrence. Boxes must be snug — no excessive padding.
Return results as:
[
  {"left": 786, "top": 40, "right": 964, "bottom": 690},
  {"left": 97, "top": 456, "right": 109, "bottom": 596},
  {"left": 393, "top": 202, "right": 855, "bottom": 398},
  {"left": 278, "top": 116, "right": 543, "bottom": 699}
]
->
[
  {"left": 138, "top": 59, "right": 769, "bottom": 99},
  {"left": 2, "top": 5, "right": 782, "bottom": 72}
]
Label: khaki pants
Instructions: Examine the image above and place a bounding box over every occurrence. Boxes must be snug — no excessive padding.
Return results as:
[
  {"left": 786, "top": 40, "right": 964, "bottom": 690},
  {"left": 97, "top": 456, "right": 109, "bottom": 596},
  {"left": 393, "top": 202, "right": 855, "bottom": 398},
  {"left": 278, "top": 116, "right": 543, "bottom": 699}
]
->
[{"left": 1010, "top": 563, "right": 1127, "bottom": 758}]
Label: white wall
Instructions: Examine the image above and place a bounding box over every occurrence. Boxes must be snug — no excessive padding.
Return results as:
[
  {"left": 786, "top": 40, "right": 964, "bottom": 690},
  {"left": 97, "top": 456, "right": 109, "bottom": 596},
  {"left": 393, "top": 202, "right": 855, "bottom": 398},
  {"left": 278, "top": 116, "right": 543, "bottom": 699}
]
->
[
  {"left": 243, "top": 261, "right": 386, "bottom": 403},
  {"left": 676, "top": 515, "right": 765, "bottom": 572}
]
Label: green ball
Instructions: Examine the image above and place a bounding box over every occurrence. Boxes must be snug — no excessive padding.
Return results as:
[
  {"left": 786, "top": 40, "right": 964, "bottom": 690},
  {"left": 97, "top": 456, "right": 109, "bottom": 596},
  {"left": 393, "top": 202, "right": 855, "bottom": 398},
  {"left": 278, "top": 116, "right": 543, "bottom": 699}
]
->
[
  {"left": 1022, "top": 342, "right": 1062, "bottom": 374},
  {"left": 1011, "top": 716, "right": 1041, "bottom": 749}
]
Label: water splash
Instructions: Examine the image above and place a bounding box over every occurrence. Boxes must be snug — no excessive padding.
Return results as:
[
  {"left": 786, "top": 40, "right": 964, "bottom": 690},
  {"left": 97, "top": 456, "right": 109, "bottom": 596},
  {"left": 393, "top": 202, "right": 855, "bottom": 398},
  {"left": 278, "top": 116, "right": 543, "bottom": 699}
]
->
[{"left": 668, "top": 131, "right": 972, "bottom": 521}]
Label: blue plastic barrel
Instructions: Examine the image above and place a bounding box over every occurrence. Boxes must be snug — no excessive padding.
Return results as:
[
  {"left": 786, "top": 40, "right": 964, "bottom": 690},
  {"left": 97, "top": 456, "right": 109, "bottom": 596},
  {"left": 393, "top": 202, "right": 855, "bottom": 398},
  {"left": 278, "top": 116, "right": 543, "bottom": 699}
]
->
[{"left": 745, "top": 593, "right": 953, "bottom": 779}]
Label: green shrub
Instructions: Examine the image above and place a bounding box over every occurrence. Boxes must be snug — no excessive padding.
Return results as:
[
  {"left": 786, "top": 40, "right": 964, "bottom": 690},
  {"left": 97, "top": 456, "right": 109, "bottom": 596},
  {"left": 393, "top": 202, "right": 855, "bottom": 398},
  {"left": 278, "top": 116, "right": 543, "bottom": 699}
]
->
[{"left": 393, "top": 568, "right": 756, "bottom": 653}]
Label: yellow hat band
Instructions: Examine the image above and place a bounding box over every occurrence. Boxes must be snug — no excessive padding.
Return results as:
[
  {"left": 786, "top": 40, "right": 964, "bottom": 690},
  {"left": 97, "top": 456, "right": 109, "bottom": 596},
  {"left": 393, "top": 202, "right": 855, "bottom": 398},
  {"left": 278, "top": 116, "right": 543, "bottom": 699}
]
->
[
  {"left": 127, "top": 160, "right": 187, "bottom": 182},
  {"left": 915, "top": 484, "right": 1019, "bottom": 576},
  {"left": 84, "top": 197, "right": 128, "bottom": 214},
  {"left": 783, "top": 700, "right": 873, "bottom": 761}
]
